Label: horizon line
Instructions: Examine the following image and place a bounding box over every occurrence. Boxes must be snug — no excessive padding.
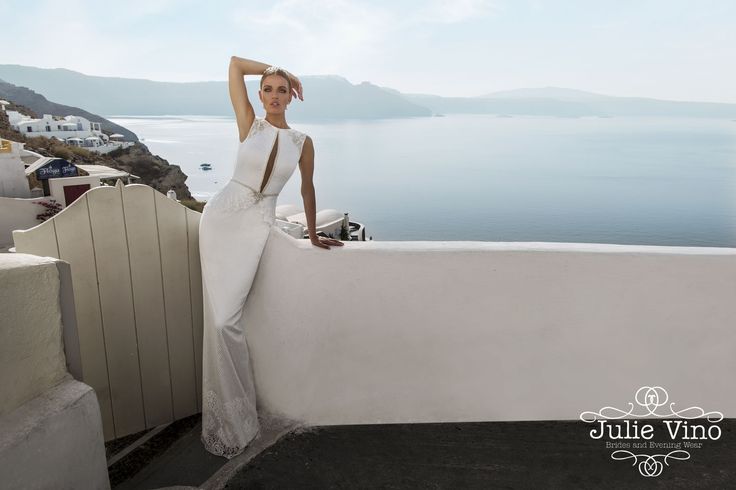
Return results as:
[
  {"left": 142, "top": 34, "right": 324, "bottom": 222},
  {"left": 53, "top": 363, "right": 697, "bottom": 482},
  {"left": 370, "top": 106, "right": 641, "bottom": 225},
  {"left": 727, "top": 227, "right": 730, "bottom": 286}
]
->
[{"left": 2, "top": 63, "right": 736, "bottom": 106}]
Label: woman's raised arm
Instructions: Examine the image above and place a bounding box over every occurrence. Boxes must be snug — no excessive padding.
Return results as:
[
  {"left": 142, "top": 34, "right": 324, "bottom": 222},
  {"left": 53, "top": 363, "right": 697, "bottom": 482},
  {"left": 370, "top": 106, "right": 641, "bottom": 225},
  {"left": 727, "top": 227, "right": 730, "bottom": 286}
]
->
[{"left": 229, "top": 56, "right": 272, "bottom": 142}]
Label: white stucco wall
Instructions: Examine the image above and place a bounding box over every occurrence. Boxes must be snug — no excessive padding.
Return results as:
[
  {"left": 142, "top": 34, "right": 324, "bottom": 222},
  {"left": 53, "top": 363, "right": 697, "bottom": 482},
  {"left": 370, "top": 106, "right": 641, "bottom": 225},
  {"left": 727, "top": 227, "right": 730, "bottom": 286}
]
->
[
  {"left": 48, "top": 175, "right": 100, "bottom": 206},
  {"left": 246, "top": 229, "right": 736, "bottom": 425},
  {"left": 6, "top": 110, "right": 30, "bottom": 128},
  {"left": 15, "top": 114, "right": 97, "bottom": 138},
  {"left": 0, "top": 140, "right": 31, "bottom": 198},
  {"left": 0, "top": 254, "right": 67, "bottom": 417},
  {"left": 0, "top": 253, "right": 109, "bottom": 489},
  {"left": 0, "top": 377, "right": 109, "bottom": 490},
  {"left": 0, "top": 196, "right": 46, "bottom": 247}
]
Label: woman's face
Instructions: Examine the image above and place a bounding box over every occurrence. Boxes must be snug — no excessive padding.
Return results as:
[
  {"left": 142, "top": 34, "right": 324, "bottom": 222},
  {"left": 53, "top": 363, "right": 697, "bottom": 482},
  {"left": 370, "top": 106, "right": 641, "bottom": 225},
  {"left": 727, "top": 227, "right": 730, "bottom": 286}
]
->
[{"left": 259, "top": 75, "right": 292, "bottom": 115}]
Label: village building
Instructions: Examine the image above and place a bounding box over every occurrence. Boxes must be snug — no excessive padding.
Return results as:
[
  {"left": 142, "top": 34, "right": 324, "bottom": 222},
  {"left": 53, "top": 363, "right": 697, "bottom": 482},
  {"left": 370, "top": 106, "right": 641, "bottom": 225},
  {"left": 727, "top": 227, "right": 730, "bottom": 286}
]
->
[
  {"left": 22, "top": 155, "right": 138, "bottom": 206},
  {"left": 0, "top": 138, "right": 139, "bottom": 248},
  {"left": 1, "top": 137, "right": 139, "bottom": 204},
  {"left": 6, "top": 111, "right": 134, "bottom": 154}
]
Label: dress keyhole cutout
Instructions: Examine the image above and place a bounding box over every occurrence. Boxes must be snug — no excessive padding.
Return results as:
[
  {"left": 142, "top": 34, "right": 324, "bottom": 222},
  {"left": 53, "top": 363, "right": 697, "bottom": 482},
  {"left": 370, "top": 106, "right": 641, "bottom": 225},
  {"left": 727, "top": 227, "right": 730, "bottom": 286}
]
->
[{"left": 259, "top": 133, "right": 279, "bottom": 194}]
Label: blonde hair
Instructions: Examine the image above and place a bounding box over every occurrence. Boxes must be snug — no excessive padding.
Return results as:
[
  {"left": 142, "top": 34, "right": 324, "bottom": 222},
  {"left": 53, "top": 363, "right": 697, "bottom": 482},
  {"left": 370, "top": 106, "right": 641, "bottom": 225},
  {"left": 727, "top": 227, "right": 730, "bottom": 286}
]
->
[{"left": 260, "top": 66, "right": 292, "bottom": 93}]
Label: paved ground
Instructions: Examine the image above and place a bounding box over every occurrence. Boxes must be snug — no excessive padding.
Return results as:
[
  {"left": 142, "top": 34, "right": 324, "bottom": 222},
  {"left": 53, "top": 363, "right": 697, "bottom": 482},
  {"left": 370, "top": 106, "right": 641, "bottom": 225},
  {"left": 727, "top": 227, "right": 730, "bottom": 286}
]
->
[
  {"left": 229, "top": 419, "right": 736, "bottom": 489},
  {"left": 108, "top": 415, "right": 221, "bottom": 489},
  {"left": 108, "top": 413, "right": 298, "bottom": 489},
  {"left": 110, "top": 417, "right": 736, "bottom": 489}
]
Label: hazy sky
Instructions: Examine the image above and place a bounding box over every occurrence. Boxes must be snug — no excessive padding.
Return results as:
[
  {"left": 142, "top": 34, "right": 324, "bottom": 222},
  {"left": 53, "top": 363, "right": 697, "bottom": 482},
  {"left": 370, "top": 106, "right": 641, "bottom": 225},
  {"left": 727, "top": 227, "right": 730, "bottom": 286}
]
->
[{"left": 2, "top": 0, "right": 735, "bottom": 103}]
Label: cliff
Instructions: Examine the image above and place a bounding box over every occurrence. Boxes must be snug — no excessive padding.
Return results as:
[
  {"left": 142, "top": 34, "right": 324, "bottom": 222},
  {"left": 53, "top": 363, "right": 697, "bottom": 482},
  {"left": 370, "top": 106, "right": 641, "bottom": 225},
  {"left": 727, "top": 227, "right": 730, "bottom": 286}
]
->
[
  {"left": 107, "top": 143, "right": 192, "bottom": 200},
  {"left": 0, "top": 96, "right": 192, "bottom": 200},
  {"left": 0, "top": 79, "right": 138, "bottom": 141}
]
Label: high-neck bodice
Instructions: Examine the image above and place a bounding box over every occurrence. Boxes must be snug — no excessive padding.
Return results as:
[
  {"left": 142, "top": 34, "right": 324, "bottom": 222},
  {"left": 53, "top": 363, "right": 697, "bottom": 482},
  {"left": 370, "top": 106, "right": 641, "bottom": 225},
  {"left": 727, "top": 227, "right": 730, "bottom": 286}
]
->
[{"left": 231, "top": 117, "right": 307, "bottom": 197}]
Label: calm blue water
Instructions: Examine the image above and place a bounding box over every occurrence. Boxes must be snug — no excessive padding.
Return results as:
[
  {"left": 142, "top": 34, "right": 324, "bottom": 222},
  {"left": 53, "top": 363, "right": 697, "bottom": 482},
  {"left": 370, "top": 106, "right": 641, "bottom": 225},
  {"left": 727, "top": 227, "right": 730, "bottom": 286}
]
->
[{"left": 109, "top": 114, "right": 736, "bottom": 246}]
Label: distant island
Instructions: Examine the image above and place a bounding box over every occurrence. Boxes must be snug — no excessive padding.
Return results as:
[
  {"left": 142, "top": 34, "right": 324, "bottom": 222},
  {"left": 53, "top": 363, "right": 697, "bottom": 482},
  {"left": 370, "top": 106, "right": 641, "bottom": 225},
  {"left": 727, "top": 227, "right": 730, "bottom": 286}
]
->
[
  {"left": 0, "top": 65, "right": 429, "bottom": 119},
  {"left": 2, "top": 64, "right": 736, "bottom": 119}
]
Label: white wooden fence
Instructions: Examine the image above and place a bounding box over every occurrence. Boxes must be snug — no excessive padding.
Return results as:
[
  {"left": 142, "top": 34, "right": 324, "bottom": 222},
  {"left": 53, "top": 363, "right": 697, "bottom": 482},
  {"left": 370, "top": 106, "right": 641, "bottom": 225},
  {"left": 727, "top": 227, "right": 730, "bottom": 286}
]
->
[{"left": 13, "top": 181, "right": 203, "bottom": 441}]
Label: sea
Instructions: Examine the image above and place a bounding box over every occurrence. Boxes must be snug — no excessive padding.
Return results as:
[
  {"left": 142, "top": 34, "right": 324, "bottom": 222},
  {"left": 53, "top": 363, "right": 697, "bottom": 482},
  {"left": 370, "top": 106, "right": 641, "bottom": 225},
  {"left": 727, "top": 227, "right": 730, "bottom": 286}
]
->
[{"left": 108, "top": 114, "right": 736, "bottom": 247}]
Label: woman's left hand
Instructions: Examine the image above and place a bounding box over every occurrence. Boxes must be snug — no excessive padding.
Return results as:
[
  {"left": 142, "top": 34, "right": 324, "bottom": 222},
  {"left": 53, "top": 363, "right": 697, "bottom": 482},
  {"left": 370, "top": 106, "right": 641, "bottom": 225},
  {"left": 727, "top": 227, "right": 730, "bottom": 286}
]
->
[
  {"left": 285, "top": 71, "right": 303, "bottom": 101},
  {"left": 310, "top": 236, "right": 344, "bottom": 250}
]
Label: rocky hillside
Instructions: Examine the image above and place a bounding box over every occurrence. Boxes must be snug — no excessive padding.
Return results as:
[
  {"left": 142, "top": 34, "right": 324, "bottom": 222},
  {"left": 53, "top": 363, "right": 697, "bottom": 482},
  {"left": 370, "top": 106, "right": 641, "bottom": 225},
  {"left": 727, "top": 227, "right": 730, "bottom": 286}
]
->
[
  {"left": 0, "top": 100, "right": 36, "bottom": 140},
  {"left": 107, "top": 144, "right": 192, "bottom": 199},
  {"left": 0, "top": 79, "right": 138, "bottom": 141},
  {"left": 0, "top": 103, "right": 192, "bottom": 200}
]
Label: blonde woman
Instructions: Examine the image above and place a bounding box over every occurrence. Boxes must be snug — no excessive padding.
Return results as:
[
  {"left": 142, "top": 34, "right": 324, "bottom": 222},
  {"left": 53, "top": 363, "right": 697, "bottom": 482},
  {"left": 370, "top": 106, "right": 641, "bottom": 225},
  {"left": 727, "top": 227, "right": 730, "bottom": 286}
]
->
[{"left": 199, "top": 55, "right": 343, "bottom": 458}]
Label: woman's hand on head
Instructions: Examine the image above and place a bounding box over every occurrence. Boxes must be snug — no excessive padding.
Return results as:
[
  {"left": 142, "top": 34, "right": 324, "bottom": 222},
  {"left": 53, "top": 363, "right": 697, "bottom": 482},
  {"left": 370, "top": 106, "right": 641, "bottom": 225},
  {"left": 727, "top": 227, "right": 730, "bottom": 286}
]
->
[
  {"left": 310, "top": 236, "right": 344, "bottom": 250},
  {"left": 285, "top": 71, "right": 303, "bottom": 101}
]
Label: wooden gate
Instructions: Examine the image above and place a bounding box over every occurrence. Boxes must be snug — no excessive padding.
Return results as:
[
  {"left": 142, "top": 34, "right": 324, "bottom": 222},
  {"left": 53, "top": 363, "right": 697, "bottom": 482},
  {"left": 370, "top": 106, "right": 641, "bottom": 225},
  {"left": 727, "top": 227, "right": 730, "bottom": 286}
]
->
[{"left": 13, "top": 180, "right": 203, "bottom": 441}]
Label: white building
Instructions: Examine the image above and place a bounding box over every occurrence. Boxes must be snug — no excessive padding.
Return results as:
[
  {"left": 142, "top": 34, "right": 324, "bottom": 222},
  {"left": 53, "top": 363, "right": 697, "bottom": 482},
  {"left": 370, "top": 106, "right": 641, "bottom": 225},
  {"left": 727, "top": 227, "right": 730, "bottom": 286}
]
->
[
  {"left": 6, "top": 110, "right": 30, "bottom": 127},
  {"left": 0, "top": 138, "right": 140, "bottom": 247},
  {"left": 0, "top": 139, "right": 31, "bottom": 198},
  {"left": 24, "top": 157, "right": 138, "bottom": 206},
  {"left": 8, "top": 111, "right": 133, "bottom": 154},
  {"left": 14, "top": 113, "right": 103, "bottom": 140}
]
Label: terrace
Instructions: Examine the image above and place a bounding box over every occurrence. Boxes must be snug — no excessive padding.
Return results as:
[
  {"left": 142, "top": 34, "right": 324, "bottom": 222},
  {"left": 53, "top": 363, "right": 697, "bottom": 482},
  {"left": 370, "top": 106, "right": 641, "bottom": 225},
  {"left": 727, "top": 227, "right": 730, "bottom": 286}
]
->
[{"left": 2, "top": 181, "right": 735, "bottom": 488}]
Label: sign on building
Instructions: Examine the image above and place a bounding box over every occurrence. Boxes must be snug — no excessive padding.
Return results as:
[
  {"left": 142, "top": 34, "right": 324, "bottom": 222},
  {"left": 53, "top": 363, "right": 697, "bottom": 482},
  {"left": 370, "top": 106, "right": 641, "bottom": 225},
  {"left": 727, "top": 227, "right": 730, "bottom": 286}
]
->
[{"left": 35, "top": 159, "right": 78, "bottom": 180}]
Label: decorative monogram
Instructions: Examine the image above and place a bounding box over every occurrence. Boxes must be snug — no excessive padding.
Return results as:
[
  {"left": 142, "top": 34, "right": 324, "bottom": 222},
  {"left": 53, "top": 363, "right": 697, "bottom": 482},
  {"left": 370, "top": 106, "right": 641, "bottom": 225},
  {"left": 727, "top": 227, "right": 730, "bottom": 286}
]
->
[{"left": 580, "top": 386, "right": 723, "bottom": 477}]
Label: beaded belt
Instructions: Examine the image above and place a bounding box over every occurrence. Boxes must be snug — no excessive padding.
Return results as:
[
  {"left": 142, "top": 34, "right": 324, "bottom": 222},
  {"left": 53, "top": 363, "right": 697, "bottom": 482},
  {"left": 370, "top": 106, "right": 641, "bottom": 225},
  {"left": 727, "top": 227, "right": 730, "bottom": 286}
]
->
[{"left": 231, "top": 178, "right": 277, "bottom": 203}]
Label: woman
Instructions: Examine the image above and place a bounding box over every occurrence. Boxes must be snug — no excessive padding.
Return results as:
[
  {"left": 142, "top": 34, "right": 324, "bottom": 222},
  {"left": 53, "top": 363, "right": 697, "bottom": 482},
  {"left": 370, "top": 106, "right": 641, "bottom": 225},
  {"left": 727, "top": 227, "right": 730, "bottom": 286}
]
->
[{"left": 199, "top": 55, "right": 343, "bottom": 458}]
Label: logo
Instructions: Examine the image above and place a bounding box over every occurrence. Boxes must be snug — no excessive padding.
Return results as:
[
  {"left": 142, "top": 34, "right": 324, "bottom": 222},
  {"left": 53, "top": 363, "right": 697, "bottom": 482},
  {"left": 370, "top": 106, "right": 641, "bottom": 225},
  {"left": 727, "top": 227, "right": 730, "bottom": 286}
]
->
[{"left": 580, "top": 386, "right": 723, "bottom": 477}]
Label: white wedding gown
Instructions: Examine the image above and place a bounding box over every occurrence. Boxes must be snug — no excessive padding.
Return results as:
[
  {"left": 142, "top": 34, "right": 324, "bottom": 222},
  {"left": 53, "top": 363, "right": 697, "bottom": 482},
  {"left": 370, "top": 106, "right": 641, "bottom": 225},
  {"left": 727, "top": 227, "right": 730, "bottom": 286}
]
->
[{"left": 199, "top": 117, "right": 307, "bottom": 458}]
